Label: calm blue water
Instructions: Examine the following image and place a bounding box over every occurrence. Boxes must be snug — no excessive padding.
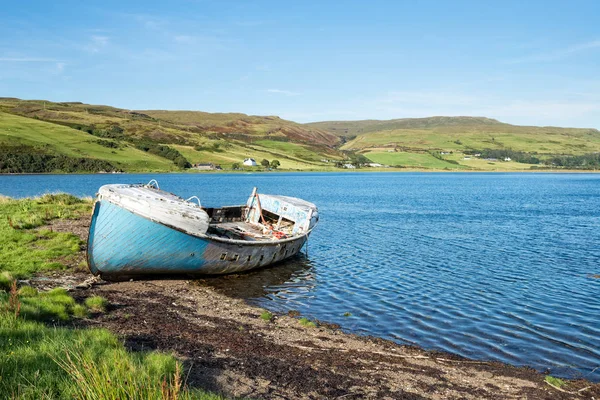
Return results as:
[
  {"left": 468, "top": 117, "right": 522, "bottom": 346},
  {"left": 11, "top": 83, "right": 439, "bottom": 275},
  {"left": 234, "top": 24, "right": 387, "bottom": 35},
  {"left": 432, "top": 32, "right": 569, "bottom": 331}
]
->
[{"left": 1, "top": 172, "right": 599, "bottom": 380}]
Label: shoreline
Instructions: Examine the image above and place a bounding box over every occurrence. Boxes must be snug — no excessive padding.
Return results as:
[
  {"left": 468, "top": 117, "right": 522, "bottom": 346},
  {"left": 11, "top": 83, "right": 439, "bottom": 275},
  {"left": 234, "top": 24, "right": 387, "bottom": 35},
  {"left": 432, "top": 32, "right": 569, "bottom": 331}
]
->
[
  {"left": 26, "top": 216, "right": 600, "bottom": 399},
  {"left": 1, "top": 168, "right": 600, "bottom": 176}
]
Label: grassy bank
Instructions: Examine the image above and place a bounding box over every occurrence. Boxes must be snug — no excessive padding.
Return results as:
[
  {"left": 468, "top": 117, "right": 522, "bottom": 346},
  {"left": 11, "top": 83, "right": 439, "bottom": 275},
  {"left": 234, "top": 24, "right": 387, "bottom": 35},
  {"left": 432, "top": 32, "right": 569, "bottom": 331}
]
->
[
  {"left": 0, "top": 287, "right": 221, "bottom": 399},
  {"left": 0, "top": 194, "right": 221, "bottom": 399},
  {"left": 0, "top": 193, "right": 90, "bottom": 284}
]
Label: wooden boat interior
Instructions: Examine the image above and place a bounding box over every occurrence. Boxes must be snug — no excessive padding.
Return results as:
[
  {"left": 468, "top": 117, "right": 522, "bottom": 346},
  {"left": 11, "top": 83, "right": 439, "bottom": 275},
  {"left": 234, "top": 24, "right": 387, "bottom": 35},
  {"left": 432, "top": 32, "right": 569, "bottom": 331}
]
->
[{"left": 203, "top": 205, "right": 295, "bottom": 241}]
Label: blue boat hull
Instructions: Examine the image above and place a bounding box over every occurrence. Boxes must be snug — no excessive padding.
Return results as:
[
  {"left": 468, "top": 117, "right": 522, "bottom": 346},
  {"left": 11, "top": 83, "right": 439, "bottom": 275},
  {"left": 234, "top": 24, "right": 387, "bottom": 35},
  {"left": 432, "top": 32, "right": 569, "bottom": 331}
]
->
[{"left": 87, "top": 200, "right": 308, "bottom": 277}]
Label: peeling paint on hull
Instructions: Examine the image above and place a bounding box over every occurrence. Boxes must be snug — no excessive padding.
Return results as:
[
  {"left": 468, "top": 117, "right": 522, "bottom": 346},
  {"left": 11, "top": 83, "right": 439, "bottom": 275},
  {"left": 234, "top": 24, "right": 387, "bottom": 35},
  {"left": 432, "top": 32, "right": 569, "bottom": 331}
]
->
[{"left": 87, "top": 200, "right": 309, "bottom": 277}]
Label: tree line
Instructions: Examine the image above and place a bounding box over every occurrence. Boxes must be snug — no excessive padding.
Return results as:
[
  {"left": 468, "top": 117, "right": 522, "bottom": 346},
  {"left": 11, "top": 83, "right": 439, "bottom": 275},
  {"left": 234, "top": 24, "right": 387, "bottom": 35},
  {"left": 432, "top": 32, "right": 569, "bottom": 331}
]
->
[
  {"left": 0, "top": 146, "right": 119, "bottom": 173},
  {"left": 468, "top": 149, "right": 541, "bottom": 164},
  {"left": 468, "top": 148, "right": 600, "bottom": 169},
  {"left": 134, "top": 143, "right": 191, "bottom": 169}
]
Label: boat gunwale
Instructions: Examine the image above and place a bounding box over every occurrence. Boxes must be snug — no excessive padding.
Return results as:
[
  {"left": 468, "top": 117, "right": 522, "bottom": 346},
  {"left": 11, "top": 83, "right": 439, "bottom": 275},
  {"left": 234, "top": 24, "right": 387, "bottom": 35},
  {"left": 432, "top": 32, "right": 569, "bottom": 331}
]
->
[{"left": 95, "top": 197, "right": 315, "bottom": 247}]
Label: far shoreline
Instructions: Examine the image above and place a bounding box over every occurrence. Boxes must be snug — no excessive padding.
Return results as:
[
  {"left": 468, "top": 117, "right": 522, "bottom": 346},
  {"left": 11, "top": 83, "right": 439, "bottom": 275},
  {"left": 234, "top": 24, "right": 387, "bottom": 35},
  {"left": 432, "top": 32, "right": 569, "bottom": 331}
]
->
[{"left": 1, "top": 168, "right": 600, "bottom": 176}]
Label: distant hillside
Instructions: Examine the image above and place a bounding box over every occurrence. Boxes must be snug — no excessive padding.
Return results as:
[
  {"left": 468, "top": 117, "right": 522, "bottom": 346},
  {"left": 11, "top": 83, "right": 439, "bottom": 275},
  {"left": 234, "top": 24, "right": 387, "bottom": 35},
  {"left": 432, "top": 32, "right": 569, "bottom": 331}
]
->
[
  {"left": 312, "top": 116, "right": 600, "bottom": 155},
  {"left": 307, "top": 116, "right": 505, "bottom": 137},
  {"left": 306, "top": 116, "right": 600, "bottom": 170},
  {"left": 0, "top": 98, "right": 343, "bottom": 173},
  {"left": 140, "top": 110, "right": 340, "bottom": 147}
]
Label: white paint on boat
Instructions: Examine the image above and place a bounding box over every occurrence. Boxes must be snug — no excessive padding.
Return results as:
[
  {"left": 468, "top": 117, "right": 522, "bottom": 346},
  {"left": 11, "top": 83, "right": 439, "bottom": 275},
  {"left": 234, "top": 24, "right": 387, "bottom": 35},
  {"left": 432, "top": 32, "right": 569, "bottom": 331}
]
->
[{"left": 98, "top": 184, "right": 211, "bottom": 236}]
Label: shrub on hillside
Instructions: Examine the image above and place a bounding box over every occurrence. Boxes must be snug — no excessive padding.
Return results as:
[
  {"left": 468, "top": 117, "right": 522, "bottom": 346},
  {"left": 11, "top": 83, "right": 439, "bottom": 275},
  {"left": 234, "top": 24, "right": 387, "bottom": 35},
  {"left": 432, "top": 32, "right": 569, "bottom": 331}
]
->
[
  {"left": 0, "top": 145, "right": 119, "bottom": 173},
  {"left": 134, "top": 143, "right": 191, "bottom": 168}
]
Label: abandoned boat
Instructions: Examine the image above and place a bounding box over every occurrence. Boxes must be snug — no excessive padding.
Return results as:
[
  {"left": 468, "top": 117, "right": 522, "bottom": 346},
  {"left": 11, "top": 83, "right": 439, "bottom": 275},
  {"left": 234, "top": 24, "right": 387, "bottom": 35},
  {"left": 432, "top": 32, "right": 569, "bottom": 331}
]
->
[{"left": 87, "top": 180, "right": 318, "bottom": 278}]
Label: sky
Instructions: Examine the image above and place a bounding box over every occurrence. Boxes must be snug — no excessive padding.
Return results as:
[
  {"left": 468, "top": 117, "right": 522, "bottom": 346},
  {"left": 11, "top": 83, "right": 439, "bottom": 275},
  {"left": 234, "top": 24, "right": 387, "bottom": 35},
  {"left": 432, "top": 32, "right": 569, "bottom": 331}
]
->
[{"left": 1, "top": 0, "right": 599, "bottom": 128}]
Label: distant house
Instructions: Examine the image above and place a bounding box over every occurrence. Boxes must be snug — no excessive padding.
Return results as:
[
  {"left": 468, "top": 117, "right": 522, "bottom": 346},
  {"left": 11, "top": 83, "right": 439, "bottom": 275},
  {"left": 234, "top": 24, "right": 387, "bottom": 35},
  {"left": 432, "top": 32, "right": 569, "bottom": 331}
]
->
[
  {"left": 367, "top": 163, "right": 383, "bottom": 167},
  {"left": 463, "top": 157, "right": 471, "bottom": 160},
  {"left": 343, "top": 163, "right": 356, "bottom": 169},
  {"left": 504, "top": 157, "right": 512, "bottom": 162},
  {"left": 243, "top": 158, "right": 257, "bottom": 166},
  {"left": 193, "top": 163, "right": 220, "bottom": 170}
]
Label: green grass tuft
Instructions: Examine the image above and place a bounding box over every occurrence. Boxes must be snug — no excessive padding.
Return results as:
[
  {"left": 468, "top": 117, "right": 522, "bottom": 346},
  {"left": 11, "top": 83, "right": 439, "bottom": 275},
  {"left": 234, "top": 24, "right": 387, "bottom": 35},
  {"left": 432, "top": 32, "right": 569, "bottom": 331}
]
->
[
  {"left": 0, "top": 195, "right": 91, "bottom": 279},
  {"left": 18, "top": 286, "right": 38, "bottom": 297},
  {"left": 260, "top": 311, "right": 274, "bottom": 322},
  {"left": 85, "top": 295, "right": 108, "bottom": 313},
  {"left": 0, "top": 272, "right": 15, "bottom": 291},
  {"left": 14, "top": 287, "right": 78, "bottom": 321},
  {"left": 72, "top": 304, "right": 89, "bottom": 318},
  {"left": 299, "top": 317, "right": 317, "bottom": 328},
  {"left": 37, "top": 193, "right": 85, "bottom": 206},
  {"left": 545, "top": 375, "right": 566, "bottom": 388}
]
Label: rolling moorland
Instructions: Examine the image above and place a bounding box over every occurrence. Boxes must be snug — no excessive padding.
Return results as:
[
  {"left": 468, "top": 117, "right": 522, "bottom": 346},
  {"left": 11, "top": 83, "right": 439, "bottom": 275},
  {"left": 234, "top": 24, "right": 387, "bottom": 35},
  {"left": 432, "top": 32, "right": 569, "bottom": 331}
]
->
[{"left": 1, "top": 97, "right": 600, "bottom": 173}]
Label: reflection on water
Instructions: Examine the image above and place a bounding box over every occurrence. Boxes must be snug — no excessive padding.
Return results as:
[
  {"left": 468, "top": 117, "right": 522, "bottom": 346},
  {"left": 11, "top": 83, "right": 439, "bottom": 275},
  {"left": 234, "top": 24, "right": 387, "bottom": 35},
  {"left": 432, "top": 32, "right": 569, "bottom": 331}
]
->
[{"left": 195, "top": 253, "right": 317, "bottom": 300}]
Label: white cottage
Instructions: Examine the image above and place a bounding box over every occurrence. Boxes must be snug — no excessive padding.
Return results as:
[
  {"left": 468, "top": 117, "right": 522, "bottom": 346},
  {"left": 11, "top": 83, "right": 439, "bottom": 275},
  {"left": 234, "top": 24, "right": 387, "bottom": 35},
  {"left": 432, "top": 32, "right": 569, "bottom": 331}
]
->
[{"left": 243, "top": 158, "right": 258, "bottom": 166}]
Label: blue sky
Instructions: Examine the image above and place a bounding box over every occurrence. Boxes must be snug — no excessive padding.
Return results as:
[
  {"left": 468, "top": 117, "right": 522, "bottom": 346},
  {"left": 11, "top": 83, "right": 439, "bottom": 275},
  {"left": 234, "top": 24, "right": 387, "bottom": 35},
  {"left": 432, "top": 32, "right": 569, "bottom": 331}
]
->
[{"left": 1, "top": 0, "right": 599, "bottom": 128}]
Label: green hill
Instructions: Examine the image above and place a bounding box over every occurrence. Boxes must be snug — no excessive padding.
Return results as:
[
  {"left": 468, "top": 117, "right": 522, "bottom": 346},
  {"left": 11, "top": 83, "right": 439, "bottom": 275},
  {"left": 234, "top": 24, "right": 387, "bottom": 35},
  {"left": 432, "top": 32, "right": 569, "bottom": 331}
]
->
[
  {"left": 307, "top": 116, "right": 504, "bottom": 137},
  {"left": 0, "top": 98, "right": 343, "bottom": 173},
  {"left": 307, "top": 116, "right": 600, "bottom": 170},
  {"left": 0, "top": 112, "right": 177, "bottom": 172}
]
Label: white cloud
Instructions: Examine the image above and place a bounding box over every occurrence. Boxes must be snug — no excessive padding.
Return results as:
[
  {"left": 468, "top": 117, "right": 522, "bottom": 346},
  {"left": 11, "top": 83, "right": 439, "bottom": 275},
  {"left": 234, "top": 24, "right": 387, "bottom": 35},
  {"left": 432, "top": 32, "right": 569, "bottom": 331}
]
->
[
  {"left": 506, "top": 39, "right": 600, "bottom": 64},
  {"left": 366, "top": 89, "right": 600, "bottom": 127},
  {"left": 84, "top": 35, "right": 110, "bottom": 53},
  {"left": 255, "top": 64, "right": 271, "bottom": 72},
  {"left": 380, "top": 91, "right": 478, "bottom": 106},
  {"left": 234, "top": 19, "right": 266, "bottom": 27},
  {"left": 92, "top": 35, "right": 109, "bottom": 46},
  {"left": 476, "top": 100, "right": 600, "bottom": 121},
  {"left": 174, "top": 35, "right": 194, "bottom": 44},
  {"left": 283, "top": 110, "right": 359, "bottom": 122},
  {"left": 266, "top": 89, "right": 301, "bottom": 96},
  {"left": 127, "top": 14, "right": 170, "bottom": 30},
  {"left": 0, "top": 57, "right": 58, "bottom": 62}
]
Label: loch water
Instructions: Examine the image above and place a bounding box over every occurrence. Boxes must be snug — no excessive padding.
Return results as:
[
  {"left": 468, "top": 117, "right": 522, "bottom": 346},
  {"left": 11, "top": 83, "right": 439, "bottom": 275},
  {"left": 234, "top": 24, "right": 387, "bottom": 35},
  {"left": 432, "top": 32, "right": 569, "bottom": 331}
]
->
[{"left": 1, "top": 172, "right": 599, "bottom": 380}]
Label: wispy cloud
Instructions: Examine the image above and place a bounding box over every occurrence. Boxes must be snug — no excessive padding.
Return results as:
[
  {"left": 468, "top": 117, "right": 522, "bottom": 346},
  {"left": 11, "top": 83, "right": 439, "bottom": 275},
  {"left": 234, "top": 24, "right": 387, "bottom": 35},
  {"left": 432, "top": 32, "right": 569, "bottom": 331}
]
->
[
  {"left": 172, "top": 34, "right": 231, "bottom": 49},
  {"left": 475, "top": 100, "right": 600, "bottom": 121},
  {"left": 506, "top": 39, "right": 600, "bottom": 64},
  {"left": 55, "top": 62, "right": 66, "bottom": 73},
  {"left": 128, "top": 14, "right": 169, "bottom": 30},
  {"left": 380, "top": 91, "right": 477, "bottom": 106},
  {"left": 234, "top": 19, "right": 266, "bottom": 27},
  {"left": 284, "top": 110, "right": 358, "bottom": 122},
  {"left": 84, "top": 35, "right": 110, "bottom": 53},
  {"left": 173, "top": 35, "right": 195, "bottom": 44},
  {"left": 255, "top": 64, "right": 271, "bottom": 72},
  {"left": 0, "top": 57, "right": 59, "bottom": 62},
  {"left": 369, "top": 90, "right": 600, "bottom": 127},
  {"left": 266, "top": 89, "right": 301, "bottom": 96}
]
